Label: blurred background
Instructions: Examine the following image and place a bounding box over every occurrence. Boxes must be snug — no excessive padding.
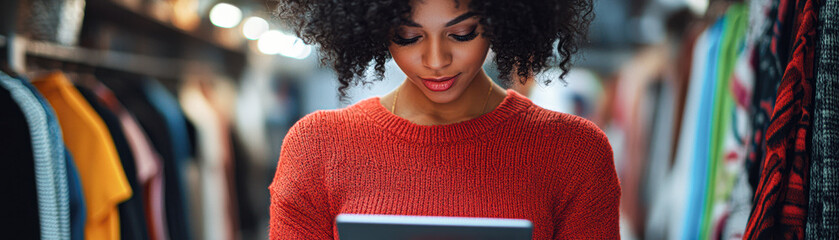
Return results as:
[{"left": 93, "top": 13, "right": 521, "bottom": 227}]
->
[{"left": 2, "top": 0, "right": 834, "bottom": 239}]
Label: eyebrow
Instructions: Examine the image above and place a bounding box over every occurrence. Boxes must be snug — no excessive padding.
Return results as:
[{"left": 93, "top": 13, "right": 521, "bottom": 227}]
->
[{"left": 401, "top": 12, "right": 478, "bottom": 27}]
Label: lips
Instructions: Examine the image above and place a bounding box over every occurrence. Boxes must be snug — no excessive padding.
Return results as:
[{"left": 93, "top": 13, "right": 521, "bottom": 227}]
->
[{"left": 421, "top": 73, "right": 459, "bottom": 92}]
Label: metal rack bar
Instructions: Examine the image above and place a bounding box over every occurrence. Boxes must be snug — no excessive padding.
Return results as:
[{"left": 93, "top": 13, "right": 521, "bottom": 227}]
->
[{"left": 24, "top": 38, "right": 188, "bottom": 79}]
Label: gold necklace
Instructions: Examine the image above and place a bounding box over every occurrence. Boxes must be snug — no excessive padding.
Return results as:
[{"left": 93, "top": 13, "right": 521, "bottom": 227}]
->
[{"left": 391, "top": 83, "right": 493, "bottom": 116}]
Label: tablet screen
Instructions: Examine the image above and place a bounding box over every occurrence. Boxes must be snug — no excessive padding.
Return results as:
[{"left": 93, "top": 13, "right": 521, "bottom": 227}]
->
[{"left": 336, "top": 214, "right": 533, "bottom": 240}]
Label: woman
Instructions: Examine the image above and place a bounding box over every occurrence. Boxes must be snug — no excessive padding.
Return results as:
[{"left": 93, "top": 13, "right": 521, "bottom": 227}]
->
[{"left": 269, "top": 0, "right": 620, "bottom": 239}]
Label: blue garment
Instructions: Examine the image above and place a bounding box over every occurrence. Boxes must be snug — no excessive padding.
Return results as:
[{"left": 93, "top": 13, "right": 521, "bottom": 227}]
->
[
  {"left": 22, "top": 75, "right": 74, "bottom": 240},
  {"left": 0, "top": 72, "right": 71, "bottom": 239},
  {"left": 682, "top": 18, "right": 725, "bottom": 240},
  {"left": 65, "top": 150, "right": 86, "bottom": 240},
  {"left": 144, "top": 79, "right": 194, "bottom": 240}
]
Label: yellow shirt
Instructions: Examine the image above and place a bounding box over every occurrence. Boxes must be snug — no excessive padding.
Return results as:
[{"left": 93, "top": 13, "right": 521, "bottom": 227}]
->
[{"left": 34, "top": 72, "right": 132, "bottom": 240}]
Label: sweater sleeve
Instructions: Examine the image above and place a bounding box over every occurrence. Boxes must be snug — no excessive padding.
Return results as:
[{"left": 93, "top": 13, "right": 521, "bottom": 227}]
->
[
  {"left": 553, "top": 124, "right": 621, "bottom": 239},
  {"left": 269, "top": 115, "right": 334, "bottom": 240}
]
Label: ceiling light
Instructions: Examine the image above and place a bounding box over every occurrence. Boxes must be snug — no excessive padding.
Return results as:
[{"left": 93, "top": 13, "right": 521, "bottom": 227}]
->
[
  {"left": 209, "top": 3, "right": 242, "bottom": 28},
  {"left": 242, "top": 16, "right": 269, "bottom": 40}
]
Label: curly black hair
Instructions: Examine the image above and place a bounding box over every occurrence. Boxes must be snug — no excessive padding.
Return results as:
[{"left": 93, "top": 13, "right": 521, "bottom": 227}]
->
[{"left": 273, "top": 0, "right": 594, "bottom": 98}]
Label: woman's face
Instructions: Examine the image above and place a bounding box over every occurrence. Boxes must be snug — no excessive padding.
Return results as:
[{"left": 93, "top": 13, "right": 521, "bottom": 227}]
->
[{"left": 388, "top": 0, "right": 490, "bottom": 104}]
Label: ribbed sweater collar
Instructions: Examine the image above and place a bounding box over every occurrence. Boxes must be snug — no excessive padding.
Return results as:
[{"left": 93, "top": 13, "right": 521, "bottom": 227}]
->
[{"left": 358, "top": 89, "right": 532, "bottom": 144}]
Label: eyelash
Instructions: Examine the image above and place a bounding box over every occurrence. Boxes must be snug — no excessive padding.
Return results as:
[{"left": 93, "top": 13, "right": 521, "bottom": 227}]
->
[
  {"left": 452, "top": 29, "right": 478, "bottom": 42},
  {"left": 391, "top": 28, "right": 478, "bottom": 46},
  {"left": 392, "top": 36, "right": 421, "bottom": 46}
]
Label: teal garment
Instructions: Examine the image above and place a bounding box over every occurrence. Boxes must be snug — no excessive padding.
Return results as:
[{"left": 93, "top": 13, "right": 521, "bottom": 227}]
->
[
  {"left": 144, "top": 79, "right": 194, "bottom": 240},
  {"left": 683, "top": 17, "right": 725, "bottom": 240},
  {"left": 667, "top": 27, "right": 712, "bottom": 240},
  {"left": 66, "top": 149, "right": 86, "bottom": 240}
]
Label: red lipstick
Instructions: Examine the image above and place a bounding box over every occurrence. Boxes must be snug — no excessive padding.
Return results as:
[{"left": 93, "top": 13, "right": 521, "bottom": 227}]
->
[{"left": 420, "top": 73, "right": 459, "bottom": 92}]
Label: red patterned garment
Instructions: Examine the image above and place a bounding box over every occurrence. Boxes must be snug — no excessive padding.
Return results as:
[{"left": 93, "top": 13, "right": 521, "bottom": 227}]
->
[{"left": 744, "top": 0, "right": 819, "bottom": 239}]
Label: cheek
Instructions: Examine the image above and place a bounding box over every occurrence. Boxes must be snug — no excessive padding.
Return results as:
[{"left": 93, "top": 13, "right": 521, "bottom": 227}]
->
[{"left": 388, "top": 46, "right": 422, "bottom": 74}]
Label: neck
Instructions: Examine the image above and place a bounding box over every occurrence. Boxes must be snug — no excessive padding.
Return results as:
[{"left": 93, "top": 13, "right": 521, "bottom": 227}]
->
[{"left": 390, "top": 70, "right": 506, "bottom": 125}]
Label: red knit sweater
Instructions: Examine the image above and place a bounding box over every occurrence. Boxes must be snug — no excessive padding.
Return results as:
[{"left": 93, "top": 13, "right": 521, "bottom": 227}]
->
[{"left": 269, "top": 89, "right": 621, "bottom": 239}]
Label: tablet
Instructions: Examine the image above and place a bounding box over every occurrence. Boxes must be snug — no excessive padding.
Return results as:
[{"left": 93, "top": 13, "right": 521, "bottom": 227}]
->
[{"left": 335, "top": 214, "right": 533, "bottom": 240}]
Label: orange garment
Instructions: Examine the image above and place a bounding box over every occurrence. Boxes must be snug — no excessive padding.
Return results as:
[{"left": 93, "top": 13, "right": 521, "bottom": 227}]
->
[
  {"left": 269, "top": 90, "right": 621, "bottom": 239},
  {"left": 34, "top": 72, "right": 132, "bottom": 240}
]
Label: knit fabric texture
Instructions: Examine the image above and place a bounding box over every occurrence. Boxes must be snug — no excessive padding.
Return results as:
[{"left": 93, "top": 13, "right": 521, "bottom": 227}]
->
[
  {"left": 269, "top": 90, "right": 620, "bottom": 240},
  {"left": 807, "top": 0, "right": 839, "bottom": 238},
  {"left": 748, "top": 0, "right": 784, "bottom": 191},
  {"left": 33, "top": 72, "right": 132, "bottom": 240},
  {"left": 744, "top": 0, "right": 818, "bottom": 238},
  {"left": 0, "top": 73, "right": 71, "bottom": 239}
]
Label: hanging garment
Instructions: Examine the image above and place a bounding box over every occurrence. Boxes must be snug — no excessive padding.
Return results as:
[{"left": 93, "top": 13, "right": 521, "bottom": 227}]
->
[
  {"left": 744, "top": 0, "right": 819, "bottom": 238},
  {"left": 748, "top": 0, "right": 787, "bottom": 191},
  {"left": 230, "top": 130, "right": 259, "bottom": 239},
  {"left": 807, "top": 0, "right": 839, "bottom": 237},
  {"left": 234, "top": 72, "right": 282, "bottom": 239},
  {"left": 104, "top": 76, "right": 195, "bottom": 240},
  {"left": 612, "top": 44, "right": 670, "bottom": 236},
  {"left": 721, "top": 0, "right": 777, "bottom": 238},
  {"left": 66, "top": 151, "right": 86, "bottom": 240},
  {"left": 117, "top": 119, "right": 167, "bottom": 240},
  {"left": 0, "top": 72, "right": 71, "bottom": 239},
  {"left": 84, "top": 79, "right": 168, "bottom": 240},
  {"left": 683, "top": 17, "right": 726, "bottom": 240},
  {"left": 143, "top": 79, "right": 195, "bottom": 240},
  {"left": 648, "top": 26, "right": 711, "bottom": 240},
  {"left": 0, "top": 82, "right": 41, "bottom": 240},
  {"left": 204, "top": 77, "right": 242, "bottom": 240},
  {"left": 702, "top": 4, "right": 749, "bottom": 239},
  {"left": 670, "top": 22, "right": 709, "bottom": 163},
  {"left": 101, "top": 75, "right": 194, "bottom": 240},
  {"left": 33, "top": 71, "right": 132, "bottom": 240},
  {"left": 21, "top": 74, "right": 85, "bottom": 240},
  {"left": 179, "top": 79, "right": 235, "bottom": 240},
  {"left": 641, "top": 80, "right": 676, "bottom": 225},
  {"left": 75, "top": 85, "right": 150, "bottom": 240},
  {"left": 708, "top": 6, "right": 752, "bottom": 238}
]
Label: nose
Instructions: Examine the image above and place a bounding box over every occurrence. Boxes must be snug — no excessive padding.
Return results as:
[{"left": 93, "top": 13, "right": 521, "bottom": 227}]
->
[{"left": 422, "top": 37, "right": 452, "bottom": 70}]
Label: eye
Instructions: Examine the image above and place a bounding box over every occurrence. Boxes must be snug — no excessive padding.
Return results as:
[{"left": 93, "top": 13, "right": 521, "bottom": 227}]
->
[
  {"left": 392, "top": 35, "right": 421, "bottom": 46},
  {"left": 450, "top": 28, "right": 478, "bottom": 42}
]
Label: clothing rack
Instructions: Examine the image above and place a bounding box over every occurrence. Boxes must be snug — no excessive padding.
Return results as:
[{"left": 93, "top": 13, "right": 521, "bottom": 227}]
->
[
  {"left": 23, "top": 36, "right": 186, "bottom": 79},
  {"left": 2, "top": 34, "right": 230, "bottom": 80},
  {"left": 2, "top": 0, "right": 248, "bottom": 81}
]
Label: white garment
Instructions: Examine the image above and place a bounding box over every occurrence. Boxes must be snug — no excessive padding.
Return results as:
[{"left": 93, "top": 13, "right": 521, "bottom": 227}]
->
[
  {"left": 645, "top": 29, "right": 711, "bottom": 240},
  {"left": 179, "top": 80, "right": 233, "bottom": 240}
]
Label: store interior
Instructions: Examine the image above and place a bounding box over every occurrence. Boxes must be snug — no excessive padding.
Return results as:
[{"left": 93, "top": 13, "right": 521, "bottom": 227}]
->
[{"left": 1, "top": 0, "right": 836, "bottom": 239}]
